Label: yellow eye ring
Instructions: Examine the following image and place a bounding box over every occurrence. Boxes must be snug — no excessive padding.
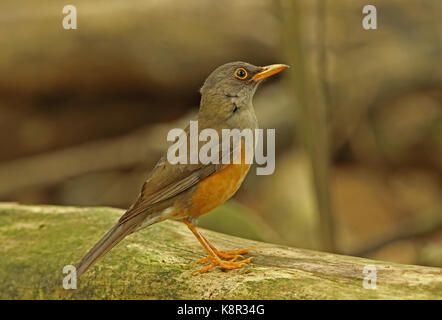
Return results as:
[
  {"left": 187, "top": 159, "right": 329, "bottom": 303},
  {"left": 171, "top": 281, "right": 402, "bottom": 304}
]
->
[{"left": 234, "top": 67, "right": 248, "bottom": 80}]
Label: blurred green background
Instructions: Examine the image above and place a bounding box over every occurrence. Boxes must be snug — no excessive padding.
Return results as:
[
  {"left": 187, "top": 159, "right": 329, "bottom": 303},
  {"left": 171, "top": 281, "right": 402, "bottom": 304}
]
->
[{"left": 0, "top": 0, "right": 441, "bottom": 267}]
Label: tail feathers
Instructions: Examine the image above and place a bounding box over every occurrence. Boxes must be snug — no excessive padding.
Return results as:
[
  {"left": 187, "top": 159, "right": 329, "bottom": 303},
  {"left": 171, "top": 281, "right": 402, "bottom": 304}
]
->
[
  {"left": 76, "top": 223, "right": 130, "bottom": 278},
  {"left": 75, "top": 210, "right": 166, "bottom": 278}
]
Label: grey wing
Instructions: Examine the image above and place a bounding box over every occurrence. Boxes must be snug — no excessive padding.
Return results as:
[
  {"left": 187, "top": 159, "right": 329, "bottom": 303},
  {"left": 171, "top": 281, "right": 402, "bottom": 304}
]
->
[
  {"left": 118, "top": 157, "right": 225, "bottom": 224},
  {"left": 118, "top": 123, "right": 242, "bottom": 225}
]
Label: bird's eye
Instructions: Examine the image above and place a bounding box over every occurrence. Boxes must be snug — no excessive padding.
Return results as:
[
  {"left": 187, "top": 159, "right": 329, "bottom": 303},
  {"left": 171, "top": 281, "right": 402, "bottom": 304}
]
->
[{"left": 234, "top": 67, "right": 248, "bottom": 80}]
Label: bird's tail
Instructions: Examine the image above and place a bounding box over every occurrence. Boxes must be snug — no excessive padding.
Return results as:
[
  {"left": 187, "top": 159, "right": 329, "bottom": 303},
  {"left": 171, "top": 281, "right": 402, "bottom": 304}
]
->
[{"left": 76, "top": 223, "right": 132, "bottom": 278}]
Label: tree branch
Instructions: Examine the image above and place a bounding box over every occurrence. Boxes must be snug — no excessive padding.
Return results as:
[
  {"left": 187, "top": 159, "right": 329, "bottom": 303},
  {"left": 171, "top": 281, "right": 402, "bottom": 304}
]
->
[{"left": 0, "top": 203, "right": 440, "bottom": 299}]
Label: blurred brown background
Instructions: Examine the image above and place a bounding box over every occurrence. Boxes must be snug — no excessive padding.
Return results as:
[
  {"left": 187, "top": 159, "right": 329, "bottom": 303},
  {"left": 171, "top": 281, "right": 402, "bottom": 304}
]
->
[{"left": 0, "top": 0, "right": 441, "bottom": 267}]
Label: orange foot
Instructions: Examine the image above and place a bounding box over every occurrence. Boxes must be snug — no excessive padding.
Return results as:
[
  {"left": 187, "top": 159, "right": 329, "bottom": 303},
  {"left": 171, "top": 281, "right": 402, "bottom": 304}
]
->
[
  {"left": 182, "top": 218, "right": 253, "bottom": 274},
  {"left": 193, "top": 256, "right": 252, "bottom": 274},
  {"left": 197, "top": 248, "right": 250, "bottom": 264}
]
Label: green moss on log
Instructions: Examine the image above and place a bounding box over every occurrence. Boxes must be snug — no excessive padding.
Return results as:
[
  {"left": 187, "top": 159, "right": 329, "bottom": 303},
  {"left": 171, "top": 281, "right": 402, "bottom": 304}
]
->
[{"left": 0, "top": 203, "right": 440, "bottom": 299}]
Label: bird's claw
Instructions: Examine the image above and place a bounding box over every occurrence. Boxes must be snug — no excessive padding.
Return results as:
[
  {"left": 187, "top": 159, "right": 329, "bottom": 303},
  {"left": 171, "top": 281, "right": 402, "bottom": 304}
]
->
[
  {"left": 196, "top": 248, "right": 250, "bottom": 264},
  {"left": 192, "top": 257, "right": 252, "bottom": 274},
  {"left": 217, "top": 249, "right": 249, "bottom": 260}
]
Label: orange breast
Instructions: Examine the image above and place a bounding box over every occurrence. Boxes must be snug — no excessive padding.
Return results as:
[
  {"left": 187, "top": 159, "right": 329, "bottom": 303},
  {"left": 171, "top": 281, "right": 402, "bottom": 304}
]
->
[{"left": 188, "top": 162, "right": 251, "bottom": 217}]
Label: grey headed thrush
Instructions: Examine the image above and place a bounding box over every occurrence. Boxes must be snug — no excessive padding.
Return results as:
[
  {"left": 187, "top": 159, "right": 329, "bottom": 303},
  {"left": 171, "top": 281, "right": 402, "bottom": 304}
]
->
[{"left": 76, "top": 61, "right": 289, "bottom": 277}]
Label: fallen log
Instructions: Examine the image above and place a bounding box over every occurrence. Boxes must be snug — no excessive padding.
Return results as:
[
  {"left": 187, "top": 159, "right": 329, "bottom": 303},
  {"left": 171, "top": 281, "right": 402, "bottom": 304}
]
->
[{"left": 0, "top": 203, "right": 440, "bottom": 299}]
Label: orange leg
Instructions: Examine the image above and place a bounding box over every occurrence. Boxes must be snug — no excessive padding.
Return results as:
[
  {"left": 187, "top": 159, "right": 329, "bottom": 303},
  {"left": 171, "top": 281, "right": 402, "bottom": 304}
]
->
[
  {"left": 198, "top": 233, "right": 249, "bottom": 263},
  {"left": 183, "top": 218, "right": 252, "bottom": 274}
]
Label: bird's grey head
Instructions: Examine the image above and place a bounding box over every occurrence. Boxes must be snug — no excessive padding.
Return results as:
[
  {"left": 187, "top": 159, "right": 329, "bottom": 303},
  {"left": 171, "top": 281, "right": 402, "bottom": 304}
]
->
[{"left": 198, "top": 61, "right": 289, "bottom": 125}]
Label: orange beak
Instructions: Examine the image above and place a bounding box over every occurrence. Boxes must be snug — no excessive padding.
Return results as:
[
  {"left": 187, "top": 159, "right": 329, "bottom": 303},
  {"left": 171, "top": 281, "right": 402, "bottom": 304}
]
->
[{"left": 249, "top": 64, "right": 290, "bottom": 82}]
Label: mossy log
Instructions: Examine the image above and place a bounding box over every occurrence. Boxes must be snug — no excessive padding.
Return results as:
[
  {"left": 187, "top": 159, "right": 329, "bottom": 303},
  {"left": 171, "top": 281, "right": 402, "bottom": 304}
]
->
[{"left": 0, "top": 203, "right": 441, "bottom": 299}]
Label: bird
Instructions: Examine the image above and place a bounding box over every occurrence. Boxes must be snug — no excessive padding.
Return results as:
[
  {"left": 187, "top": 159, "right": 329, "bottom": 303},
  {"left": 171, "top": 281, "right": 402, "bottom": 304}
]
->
[{"left": 76, "top": 61, "right": 289, "bottom": 277}]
